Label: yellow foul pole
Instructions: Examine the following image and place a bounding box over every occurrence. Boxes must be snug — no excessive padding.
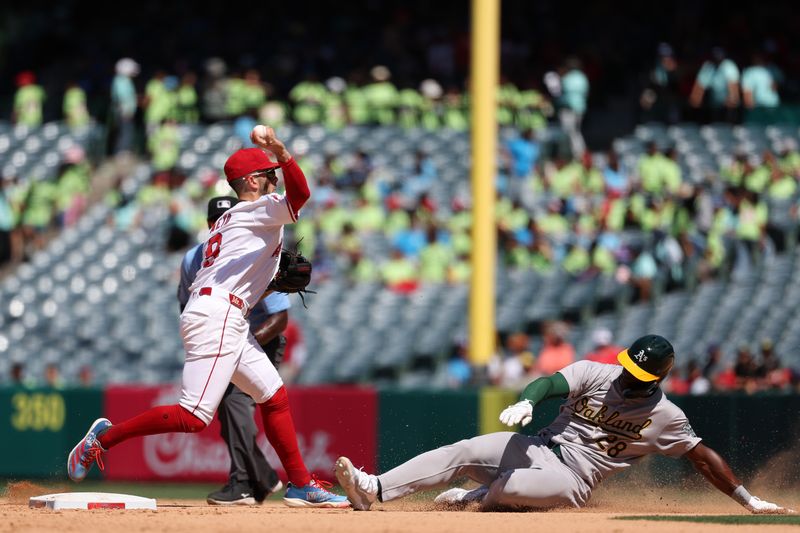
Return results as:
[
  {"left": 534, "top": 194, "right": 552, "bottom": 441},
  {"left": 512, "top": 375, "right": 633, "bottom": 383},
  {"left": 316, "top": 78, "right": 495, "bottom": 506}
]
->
[{"left": 469, "top": 0, "right": 499, "bottom": 366}]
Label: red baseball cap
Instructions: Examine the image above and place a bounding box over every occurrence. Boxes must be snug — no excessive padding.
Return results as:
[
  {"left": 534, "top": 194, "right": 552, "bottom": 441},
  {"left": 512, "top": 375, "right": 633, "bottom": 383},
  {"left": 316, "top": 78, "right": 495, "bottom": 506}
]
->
[{"left": 223, "top": 148, "right": 280, "bottom": 182}]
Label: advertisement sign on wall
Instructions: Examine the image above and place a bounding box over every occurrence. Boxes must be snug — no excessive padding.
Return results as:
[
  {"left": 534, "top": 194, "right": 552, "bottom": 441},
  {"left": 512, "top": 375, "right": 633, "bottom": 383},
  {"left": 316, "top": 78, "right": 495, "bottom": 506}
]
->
[{"left": 102, "top": 385, "right": 377, "bottom": 482}]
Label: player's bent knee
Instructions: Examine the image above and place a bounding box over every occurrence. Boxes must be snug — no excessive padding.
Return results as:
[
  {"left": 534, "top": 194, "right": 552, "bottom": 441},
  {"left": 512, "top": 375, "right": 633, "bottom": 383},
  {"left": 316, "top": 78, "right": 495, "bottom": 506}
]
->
[
  {"left": 484, "top": 472, "right": 577, "bottom": 510},
  {"left": 259, "top": 385, "right": 289, "bottom": 413},
  {"left": 177, "top": 405, "right": 208, "bottom": 432}
]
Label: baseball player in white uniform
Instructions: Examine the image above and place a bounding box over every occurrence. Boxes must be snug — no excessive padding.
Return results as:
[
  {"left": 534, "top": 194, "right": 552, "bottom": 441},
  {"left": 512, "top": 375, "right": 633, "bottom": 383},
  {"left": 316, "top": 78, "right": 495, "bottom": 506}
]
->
[
  {"left": 68, "top": 126, "right": 349, "bottom": 508},
  {"left": 336, "top": 335, "right": 793, "bottom": 514}
]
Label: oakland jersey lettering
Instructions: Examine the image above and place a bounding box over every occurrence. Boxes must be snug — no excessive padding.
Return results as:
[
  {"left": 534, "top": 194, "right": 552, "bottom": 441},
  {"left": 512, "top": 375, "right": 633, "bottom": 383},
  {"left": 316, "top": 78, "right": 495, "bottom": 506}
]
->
[
  {"left": 540, "top": 361, "right": 702, "bottom": 487},
  {"left": 569, "top": 397, "right": 653, "bottom": 440}
]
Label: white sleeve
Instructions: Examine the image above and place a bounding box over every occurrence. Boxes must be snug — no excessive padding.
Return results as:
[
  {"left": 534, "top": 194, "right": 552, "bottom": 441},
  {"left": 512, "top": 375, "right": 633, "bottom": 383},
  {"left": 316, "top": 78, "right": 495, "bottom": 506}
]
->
[{"left": 252, "top": 193, "right": 296, "bottom": 226}]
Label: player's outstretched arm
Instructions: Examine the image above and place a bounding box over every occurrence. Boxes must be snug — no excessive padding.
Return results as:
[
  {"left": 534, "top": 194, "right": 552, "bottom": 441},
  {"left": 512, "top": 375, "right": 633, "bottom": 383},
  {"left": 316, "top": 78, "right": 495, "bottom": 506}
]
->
[
  {"left": 251, "top": 125, "right": 310, "bottom": 213},
  {"left": 499, "top": 373, "right": 570, "bottom": 427},
  {"left": 685, "top": 443, "right": 795, "bottom": 514}
]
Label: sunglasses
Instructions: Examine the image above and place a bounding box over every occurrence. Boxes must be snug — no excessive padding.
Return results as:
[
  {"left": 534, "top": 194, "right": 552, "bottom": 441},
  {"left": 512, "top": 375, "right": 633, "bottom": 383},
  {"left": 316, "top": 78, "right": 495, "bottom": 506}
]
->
[{"left": 248, "top": 169, "right": 278, "bottom": 184}]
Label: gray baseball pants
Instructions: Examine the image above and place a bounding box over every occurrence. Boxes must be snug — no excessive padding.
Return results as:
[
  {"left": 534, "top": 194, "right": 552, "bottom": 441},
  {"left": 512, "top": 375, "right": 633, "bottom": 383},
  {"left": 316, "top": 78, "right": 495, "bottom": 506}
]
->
[
  {"left": 377, "top": 432, "right": 592, "bottom": 509},
  {"left": 217, "top": 335, "right": 286, "bottom": 494},
  {"left": 218, "top": 384, "right": 280, "bottom": 493}
]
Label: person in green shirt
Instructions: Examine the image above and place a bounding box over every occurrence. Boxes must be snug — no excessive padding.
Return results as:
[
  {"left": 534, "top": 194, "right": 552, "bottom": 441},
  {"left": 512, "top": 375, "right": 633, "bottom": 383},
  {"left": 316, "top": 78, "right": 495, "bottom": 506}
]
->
[
  {"left": 549, "top": 157, "right": 583, "bottom": 198},
  {"left": 441, "top": 86, "right": 468, "bottom": 131},
  {"left": 590, "top": 240, "right": 617, "bottom": 276},
  {"left": 290, "top": 75, "right": 328, "bottom": 125},
  {"left": 720, "top": 152, "right": 748, "bottom": 187},
  {"left": 63, "top": 81, "right": 90, "bottom": 129},
  {"left": 736, "top": 191, "right": 768, "bottom": 266},
  {"left": 242, "top": 69, "right": 266, "bottom": 112},
  {"left": 364, "top": 66, "right": 399, "bottom": 125},
  {"left": 497, "top": 77, "right": 519, "bottom": 127},
  {"left": 321, "top": 77, "right": 348, "bottom": 130},
  {"left": 56, "top": 147, "right": 91, "bottom": 226},
  {"left": 766, "top": 167, "right": 796, "bottom": 200},
  {"left": 352, "top": 196, "right": 385, "bottom": 233},
  {"left": 21, "top": 177, "right": 58, "bottom": 252},
  {"left": 662, "top": 148, "right": 682, "bottom": 195},
  {"left": 382, "top": 248, "right": 419, "bottom": 292},
  {"left": 778, "top": 141, "right": 800, "bottom": 175},
  {"left": 562, "top": 243, "right": 590, "bottom": 276},
  {"left": 419, "top": 226, "right": 453, "bottom": 283},
  {"left": 396, "top": 84, "right": 425, "bottom": 129},
  {"left": 148, "top": 118, "right": 181, "bottom": 172},
  {"left": 350, "top": 250, "right": 381, "bottom": 283},
  {"left": 538, "top": 199, "right": 570, "bottom": 239},
  {"left": 418, "top": 79, "right": 443, "bottom": 130},
  {"left": 176, "top": 72, "right": 199, "bottom": 123},
  {"left": 225, "top": 71, "right": 248, "bottom": 118},
  {"left": 516, "top": 85, "right": 550, "bottom": 131},
  {"left": 144, "top": 71, "right": 174, "bottom": 131},
  {"left": 528, "top": 239, "right": 555, "bottom": 272},
  {"left": 638, "top": 142, "right": 670, "bottom": 194},
  {"left": 503, "top": 238, "right": 531, "bottom": 269},
  {"left": 580, "top": 153, "right": 605, "bottom": 194},
  {"left": 447, "top": 253, "right": 472, "bottom": 284},
  {"left": 13, "top": 71, "right": 45, "bottom": 127}
]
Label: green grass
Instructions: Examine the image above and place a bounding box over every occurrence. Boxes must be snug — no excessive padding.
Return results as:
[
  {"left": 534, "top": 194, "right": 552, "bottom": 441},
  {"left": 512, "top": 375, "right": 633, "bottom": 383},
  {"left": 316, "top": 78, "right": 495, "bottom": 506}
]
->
[{"left": 616, "top": 515, "right": 800, "bottom": 525}]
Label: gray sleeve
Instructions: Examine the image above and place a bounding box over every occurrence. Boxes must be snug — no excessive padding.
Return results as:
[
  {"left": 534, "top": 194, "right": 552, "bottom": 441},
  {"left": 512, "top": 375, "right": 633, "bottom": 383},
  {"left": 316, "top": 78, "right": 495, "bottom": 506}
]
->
[
  {"left": 177, "top": 246, "right": 200, "bottom": 310},
  {"left": 559, "top": 360, "right": 618, "bottom": 398},
  {"left": 656, "top": 409, "right": 703, "bottom": 457}
]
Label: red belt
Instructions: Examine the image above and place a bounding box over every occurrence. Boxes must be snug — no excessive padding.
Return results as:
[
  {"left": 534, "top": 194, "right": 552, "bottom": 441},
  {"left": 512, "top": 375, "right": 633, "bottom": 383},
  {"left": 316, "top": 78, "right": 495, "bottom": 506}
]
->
[{"left": 198, "top": 287, "right": 245, "bottom": 310}]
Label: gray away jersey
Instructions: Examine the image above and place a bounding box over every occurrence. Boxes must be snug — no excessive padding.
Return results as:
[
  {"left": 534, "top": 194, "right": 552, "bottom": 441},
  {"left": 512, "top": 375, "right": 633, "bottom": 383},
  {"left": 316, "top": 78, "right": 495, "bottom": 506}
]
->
[{"left": 540, "top": 360, "right": 702, "bottom": 488}]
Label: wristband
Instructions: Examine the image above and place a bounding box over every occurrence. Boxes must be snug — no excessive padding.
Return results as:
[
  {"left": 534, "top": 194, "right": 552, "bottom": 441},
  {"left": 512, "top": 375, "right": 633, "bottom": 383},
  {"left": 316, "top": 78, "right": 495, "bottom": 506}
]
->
[{"left": 731, "top": 485, "right": 753, "bottom": 507}]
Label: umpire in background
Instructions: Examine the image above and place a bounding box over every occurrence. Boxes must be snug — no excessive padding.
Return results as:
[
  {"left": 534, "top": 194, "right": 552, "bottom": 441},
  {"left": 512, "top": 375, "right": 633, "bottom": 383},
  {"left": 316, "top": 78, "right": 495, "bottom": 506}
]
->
[{"left": 177, "top": 196, "right": 288, "bottom": 505}]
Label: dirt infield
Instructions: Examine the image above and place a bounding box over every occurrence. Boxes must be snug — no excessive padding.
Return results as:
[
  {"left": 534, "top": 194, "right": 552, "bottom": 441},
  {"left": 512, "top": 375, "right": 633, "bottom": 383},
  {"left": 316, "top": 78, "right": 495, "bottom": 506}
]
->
[{"left": 2, "top": 483, "right": 798, "bottom": 533}]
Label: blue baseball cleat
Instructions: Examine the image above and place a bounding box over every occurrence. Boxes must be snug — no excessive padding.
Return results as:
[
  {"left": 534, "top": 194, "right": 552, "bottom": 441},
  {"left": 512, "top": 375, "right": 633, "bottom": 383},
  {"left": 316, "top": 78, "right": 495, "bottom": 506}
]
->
[
  {"left": 283, "top": 476, "right": 351, "bottom": 508},
  {"left": 67, "top": 418, "right": 112, "bottom": 482}
]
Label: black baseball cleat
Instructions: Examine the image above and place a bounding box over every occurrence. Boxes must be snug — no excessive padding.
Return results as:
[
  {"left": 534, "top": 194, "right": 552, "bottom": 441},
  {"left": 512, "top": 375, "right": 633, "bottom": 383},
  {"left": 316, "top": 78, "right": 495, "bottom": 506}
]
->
[
  {"left": 207, "top": 482, "right": 257, "bottom": 506},
  {"left": 254, "top": 479, "right": 284, "bottom": 503}
]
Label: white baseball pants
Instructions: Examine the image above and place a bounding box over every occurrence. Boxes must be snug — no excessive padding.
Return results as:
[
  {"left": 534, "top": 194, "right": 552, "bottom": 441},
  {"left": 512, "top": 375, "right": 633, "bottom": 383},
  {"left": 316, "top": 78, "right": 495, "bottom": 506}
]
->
[{"left": 178, "top": 288, "right": 284, "bottom": 425}]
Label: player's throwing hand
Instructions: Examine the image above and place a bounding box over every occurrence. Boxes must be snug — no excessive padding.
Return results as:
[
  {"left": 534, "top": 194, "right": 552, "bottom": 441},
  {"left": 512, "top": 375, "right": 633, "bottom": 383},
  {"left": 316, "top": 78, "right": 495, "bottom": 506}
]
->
[
  {"left": 499, "top": 399, "right": 534, "bottom": 427},
  {"left": 251, "top": 124, "right": 291, "bottom": 162}
]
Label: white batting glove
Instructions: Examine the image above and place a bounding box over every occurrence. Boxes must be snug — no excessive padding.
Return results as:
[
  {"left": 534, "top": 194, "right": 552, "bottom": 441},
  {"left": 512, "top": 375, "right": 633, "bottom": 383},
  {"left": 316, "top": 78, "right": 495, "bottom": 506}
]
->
[
  {"left": 746, "top": 496, "right": 795, "bottom": 514},
  {"left": 499, "top": 400, "right": 533, "bottom": 427}
]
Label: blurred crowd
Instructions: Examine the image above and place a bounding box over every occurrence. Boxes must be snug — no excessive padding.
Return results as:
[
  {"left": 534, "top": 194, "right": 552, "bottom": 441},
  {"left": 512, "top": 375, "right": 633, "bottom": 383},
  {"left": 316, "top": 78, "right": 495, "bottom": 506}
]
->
[
  {"left": 463, "top": 322, "right": 800, "bottom": 395},
  {"left": 8, "top": 43, "right": 792, "bottom": 157},
  {"left": 0, "top": 144, "right": 92, "bottom": 266},
  {"left": 640, "top": 44, "right": 787, "bottom": 125},
  {"left": 99, "top": 113, "right": 800, "bottom": 307}
]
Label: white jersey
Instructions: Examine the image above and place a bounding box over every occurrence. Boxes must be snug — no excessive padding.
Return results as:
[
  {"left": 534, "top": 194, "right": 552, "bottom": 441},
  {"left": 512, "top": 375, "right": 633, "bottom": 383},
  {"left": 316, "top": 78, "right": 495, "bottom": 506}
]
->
[
  {"left": 541, "top": 361, "right": 702, "bottom": 488},
  {"left": 190, "top": 192, "right": 296, "bottom": 309}
]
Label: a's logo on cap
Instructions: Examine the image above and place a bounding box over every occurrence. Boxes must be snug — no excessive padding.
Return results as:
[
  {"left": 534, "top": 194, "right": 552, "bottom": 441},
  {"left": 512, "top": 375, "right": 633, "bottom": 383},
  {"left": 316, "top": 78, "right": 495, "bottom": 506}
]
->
[
  {"left": 216, "top": 200, "right": 232, "bottom": 209},
  {"left": 633, "top": 349, "right": 647, "bottom": 362}
]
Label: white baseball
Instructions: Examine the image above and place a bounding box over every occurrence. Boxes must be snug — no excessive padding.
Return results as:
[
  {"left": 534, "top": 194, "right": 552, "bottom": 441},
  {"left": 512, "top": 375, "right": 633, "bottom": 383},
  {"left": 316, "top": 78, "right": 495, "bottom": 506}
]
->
[{"left": 252, "top": 125, "right": 270, "bottom": 144}]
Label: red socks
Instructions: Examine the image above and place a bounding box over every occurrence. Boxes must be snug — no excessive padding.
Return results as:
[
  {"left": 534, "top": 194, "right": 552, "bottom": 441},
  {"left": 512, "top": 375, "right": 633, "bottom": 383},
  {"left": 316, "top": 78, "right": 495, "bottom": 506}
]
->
[
  {"left": 97, "top": 404, "right": 206, "bottom": 450},
  {"left": 95, "top": 389, "right": 310, "bottom": 488},
  {"left": 259, "top": 386, "right": 311, "bottom": 487}
]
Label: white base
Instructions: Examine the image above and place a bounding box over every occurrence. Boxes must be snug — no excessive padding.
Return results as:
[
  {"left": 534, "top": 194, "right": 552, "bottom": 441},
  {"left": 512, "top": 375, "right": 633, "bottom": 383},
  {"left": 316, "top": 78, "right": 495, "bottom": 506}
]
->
[{"left": 29, "top": 492, "right": 157, "bottom": 510}]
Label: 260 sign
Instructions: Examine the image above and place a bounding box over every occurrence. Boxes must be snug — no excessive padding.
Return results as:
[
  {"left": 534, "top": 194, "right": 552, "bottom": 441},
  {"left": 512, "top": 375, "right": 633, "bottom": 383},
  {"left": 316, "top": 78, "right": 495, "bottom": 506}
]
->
[{"left": 10, "top": 392, "right": 66, "bottom": 431}]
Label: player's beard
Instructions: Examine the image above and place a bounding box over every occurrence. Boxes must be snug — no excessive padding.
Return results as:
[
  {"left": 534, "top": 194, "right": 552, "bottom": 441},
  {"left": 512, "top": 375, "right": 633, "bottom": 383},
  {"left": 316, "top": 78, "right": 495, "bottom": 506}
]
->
[{"left": 617, "top": 371, "right": 660, "bottom": 398}]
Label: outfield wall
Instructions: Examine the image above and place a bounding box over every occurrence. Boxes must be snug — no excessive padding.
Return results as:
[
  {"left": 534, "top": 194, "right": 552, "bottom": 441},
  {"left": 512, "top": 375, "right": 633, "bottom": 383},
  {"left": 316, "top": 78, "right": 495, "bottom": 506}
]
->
[{"left": 1, "top": 386, "right": 798, "bottom": 483}]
